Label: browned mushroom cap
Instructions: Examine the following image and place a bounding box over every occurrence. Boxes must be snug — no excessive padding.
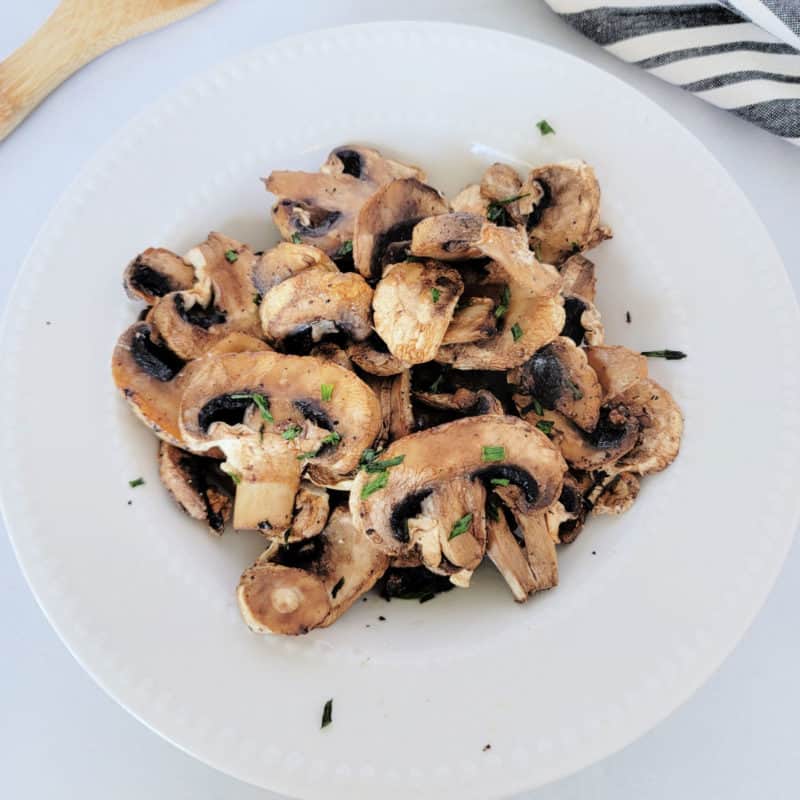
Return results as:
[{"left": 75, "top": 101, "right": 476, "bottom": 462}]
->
[
  {"left": 147, "top": 233, "right": 262, "bottom": 360},
  {"left": 123, "top": 247, "right": 195, "bottom": 305},
  {"left": 521, "top": 404, "right": 640, "bottom": 471},
  {"left": 592, "top": 472, "right": 641, "bottom": 515},
  {"left": 158, "top": 442, "right": 233, "bottom": 534},
  {"left": 353, "top": 178, "right": 450, "bottom": 279},
  {"left": 347, "top": 336, "right": 408, "bottom": 376},
  {"left": 442, "top": 298, "right": 498, "bottom": 345},
  {"left": 526, "top": 160, "right": 612, "bottom": 264},
  {"left": 179, "top": 351, "right": 381, "bottom": 531},
  {"left": 284, "top": 481, "right": 330, "bottom": 542},
  {"left": 237, "top": 507, "right": 389, "bottom": 635},
  {"left": 509, "top": 336, "right": 603, "bottom": 431},
  {"left": 613, "top": 379, "right": 683, "bottom": 475},
  {"left": 259, "top": 268, "right": 373, "bottom": 348},
  {"left": 373, "top": 261, "right": 463, "bottom": 364},
  {"left": 585, "top": 345, "right": 648, "bottom": 401},
  {"left": 265, "top": 145, "right": 424, "bottom": 256},
  {"left": 435, "top": 224, "right": 565, "bottom": 370},
  {"left": 112, "top": 323, "right": 270, "bottom": 446},
  {"left": 252, "top": 242, "right": 337, "bottom": 295},
  {"left": 350, "top": 416, "right": 566, "bottom": 571},
  {"left": 409, "top": 212, "right": 484, "bottom": 260}
]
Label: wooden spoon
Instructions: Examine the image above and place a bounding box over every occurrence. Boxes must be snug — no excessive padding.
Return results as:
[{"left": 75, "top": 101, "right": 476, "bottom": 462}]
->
[{"left": 0, "top": 0, "right": 217, "bottom": 142}]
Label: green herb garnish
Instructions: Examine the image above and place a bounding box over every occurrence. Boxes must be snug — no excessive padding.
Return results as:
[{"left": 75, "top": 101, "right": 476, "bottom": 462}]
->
[
  {"left": 128, "top": 477, "right": 145, "bottom": 488},
  {"left": 511, "top": 322, "right": 523, "bottom": 341},
  {"left": 335, "top": 239, "right": 353, "bottom": 257},
  {"left": 291, "top": 233, "right": 302, "bottom": 244},
  {"left": 449, "top": 513, "right": 473, "bottom": 540},
  {"left": 297, "top": 450, "right": 318, "bottom": 461},
  {"left": 365, "top": 454, "right": 405, "bottom": 473},
  {"left": 482, "top": 445, "right": 505, "bottom": 463},
  {"left": 231, "top": 392, "right": 274, "bottom": 423},
  {"left": 494, "top": 285, "right": 511, "bottom": 319},
  {"left": 487, "top": 192, "right": 531, "bottom": 223},
  {"left": 486, "top": 500, "right": 500, "bottom": 522},
  {"left": 224, "top": 467, "right": 242, "bottom": 485},
  {"left": 531, "top": 397, "right": 544, "bottom": 416},
  {"left": 359, "top": 448, "right": 379, "bottom": 468},
  {"left": 431, "top": 287, "right": 441, "bottom": 303},
  {"left": 321, "top": 431, "right": 341, "bottom": 447},
  {"left": 282, "top": 424, "right": 302, "bottom": 441},
  {"left": 321, "top": 699, "right": 333, "bottom": 729},
  {"left": 224, "top": 249, "right": 238, "bottom": 263},
  {"left": 361, "top": 470, "right": 389, "bottom": 499},
  {"left": 429, "top": 373, "right": 445, "bottom": 393},
  {"left": 533, "top": 242, "right": 543, "bottom": 261},
  {"left": 331, "top": 577, "right": 345, "bottom": 598},
  {"left": 490, "top": 478, "right": 510, "bottom": 487},
  {"left": 536, "top": 420, "right": 555, "bottom": 435},
  {"left": 641, "top": 349, "right": 687, "bottom": 360},
  {"left": 566, "top": 379, "right": 583, "bottom": 400},
  {"left": 321, "top": 383, "right": 334, "bottom": 401},
  {"left": 536, "top": 119, "right": 555, "bottom": 135}
]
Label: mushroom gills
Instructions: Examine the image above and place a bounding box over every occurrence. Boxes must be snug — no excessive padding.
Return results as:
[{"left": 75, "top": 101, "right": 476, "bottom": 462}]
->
[{"left": 124, "top": 247, "right": 195, "bottom": 304}]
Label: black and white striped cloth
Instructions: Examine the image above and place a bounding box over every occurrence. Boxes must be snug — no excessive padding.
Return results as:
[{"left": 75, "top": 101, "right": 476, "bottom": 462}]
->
[{"left": 544, "top": 0, "right": 800, "bottom": 145}]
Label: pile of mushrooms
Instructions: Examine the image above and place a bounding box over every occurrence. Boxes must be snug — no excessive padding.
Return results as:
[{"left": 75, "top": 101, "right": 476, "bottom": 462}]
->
[{"left": 112, "top": 145, "right": 683, "bottom": 634}]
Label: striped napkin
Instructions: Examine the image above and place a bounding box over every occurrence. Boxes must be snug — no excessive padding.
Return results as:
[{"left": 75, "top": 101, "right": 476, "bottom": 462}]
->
[{"left": 543, "top": 1, "right": 800, "bottom": 145}]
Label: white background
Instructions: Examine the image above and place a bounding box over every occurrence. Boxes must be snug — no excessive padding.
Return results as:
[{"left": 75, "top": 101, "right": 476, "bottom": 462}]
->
[{"left": 1, "top": 1, "right": 799, "bottom": 798}]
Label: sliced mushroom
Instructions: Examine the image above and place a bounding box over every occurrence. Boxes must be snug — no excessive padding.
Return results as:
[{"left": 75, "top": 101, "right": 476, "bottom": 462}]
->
[
  {"left": 560, "top": 295, "right": 605, "bottom": 347},
  {"left": 545, "top": 472, "right": 590, "bottom": 543},
  {"left": 592, "top": 472, "right": 640, "bottom": 515},
  {"left": 559, "top": 254, "right": 597, "bottom": 303},
  {"left": 585, "top": 345, "right": 648, "bottom": 402},
  {"left": 353, "top": 178, "right": 450, "bottom": 279},
  {"left": 252, "top": 242, "right": 337, "bottom": 295},
  {"left": 436, "top": 224, "right": 565, "bottom": 370},
  {"left": 123, "top": 247, "right": 195, "bottom": 305},
  {"left": 148, "top": 233, "right": 262, "bottom": 360},
  {"left": 442, "top": 297, "right": 497, "bottom": 344},
  {"left": 158, "top": 442, "right": 233, "bottom": 534},
  {"left": 372, "top": 260, "right": 463, "bottom": 364},
  {"left": 259, "top": 268, "right": 373, "bottom": 350},
  {"left": 510, "top": 337, "right": 603, "bottom": 431},
  {"left": 451, "top": 183, "right": 488, "bottom": 216},
  {"left": 414, "top": 387, "right": 504, "bottom": 415},
  {"left": 284, "top": 481, "right": 330, "bottom": 541},
  {"left": 613, "top": 379, "right": 683, "bottom": 475},
  {"left": 265, "top": 145, "right": 424, "bottom": 256},
  {"left": 526, "top": 160, "right": 612, "bottom": 264},
  {"left": 347, "top": 335, "right": 408, "bottom": 376},
  {"left": 480, "top": 163, "right": 540, "bottom": 225},
  {"left": 237, "top": 507, "right": 389, "bottom": 635},
  {"left": 179, "top": 350, "right": 381, "bottom": 531},
  {"left": 309, "top": 342, "right": 353, "bottom": 371},
  {"left": 389, "top": 370, "right": 415, "bottom": 440},
  {"left": 350, "top": 416, "right": 566, "bottom": 578},
  {"left": 409, "top": 212, "right": 484, "bottom": 260},
  {"left": 515, "top": 510, "right": 559, "bottom": 591},
  {"left": 486, "top": 509, "right": 536, "bottom": 602}
]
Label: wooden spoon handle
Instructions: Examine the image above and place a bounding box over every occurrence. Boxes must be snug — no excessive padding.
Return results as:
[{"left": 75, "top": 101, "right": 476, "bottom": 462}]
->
[{"left": 0, "top": 0, "right": 216, "bottom": 142}]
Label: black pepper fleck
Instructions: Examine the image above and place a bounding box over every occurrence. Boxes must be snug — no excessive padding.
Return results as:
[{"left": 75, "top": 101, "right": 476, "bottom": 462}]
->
[
  {"left": 378, "top": 615, "right": 386, "bottom": 621},
  {"left": 483, "top": 744, "right": 492, "bottom": 752}
]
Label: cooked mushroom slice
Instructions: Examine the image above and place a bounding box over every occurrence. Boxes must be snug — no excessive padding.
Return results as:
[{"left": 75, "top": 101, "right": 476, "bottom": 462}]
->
[
  {"left": 265, "top": 145, "right": 424, "bottom": 256},
  {"left": 613, "top": 379, "right": 683, "bottom": 475},
  {"left": 284, "top": 481, "right": 330, "bottom": 542},
  {"left": 414, "top": 387, "right": 504, "bottom": 416},
  {"left": 442, "top": 297, "right": 497, "bottom": 344},
  {"left": 350, "top": 416, "right": 566, "bottom": 576},
  {"left": 347, "top": 335, "right": 408, "bottom": 376},
  {"left": 560, "top": 295, "right": 605, "bottom": 347},
  {"left": 373, "top": 261, "right": 463, "bottom": 364},
  {"left": 409, "top": 212, "right": 484, "bottom": 260},
  {"left": 510, "top": 337, "right": 602, "bottom": 431},
  {"left": 480, "top": 163, "right": 540, "bottom": 225},
  {"left": 237, "top": 507, "right": 389, "bottom": 635},
  {"left": 362, "top": 370, "right": 414, "bottom": 447},
  {"left": 309, "top": 342, "right": 353, "bottom": 371},
  {"left": 451, "top": 183, "right": 488, "bottom": 216},
  {"left": 592, "top": 472, "right": 640, "bottom": 515},
  {"left": 252, "top": 242, "right": 337, "bottom": 295},
  {"left": 521, "top": 404, "right": 640, "bottom": 471},
  {"left": 123, "top": 247, "right": 195, "bottom": 305},
  {"left": 436, "top": 224, "right": 565, "bottom": 370},
  {"left": 486, "top": 509, "right": 537, "bottom": 602},
  {"left": 259, "top": 268, "right": 373, "bottom": 350},
  {"left": 584, "top": 345, "right": 648, "bottom": 401},
  {"left": 179, "top": 351, "right": 381, "bottom": 531},
  {"left": 148, "top": 232, "right": 262, "bottom": 360},
  {"left": 546, "top": 472, "right": 590, "bottom": 543},
  {"left": 158, "top": 442, "right": 233, "bottom": 534},
  {"left": 526, "top": 160, "right": 613, "bottom": 265},
  {"left": 559, "top": 254, "right": 597, "bottom": 303},
  {"left": 515, "top": 511, "right": 559, "bottom": 592},
  {"left": 353, "top": 178, "right": 450, "bottom": 279}
]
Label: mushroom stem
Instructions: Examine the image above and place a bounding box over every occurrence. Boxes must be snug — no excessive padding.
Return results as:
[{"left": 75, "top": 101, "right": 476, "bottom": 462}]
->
[{"left": 233, "top": 478, "right": 299, "bottom": 531}]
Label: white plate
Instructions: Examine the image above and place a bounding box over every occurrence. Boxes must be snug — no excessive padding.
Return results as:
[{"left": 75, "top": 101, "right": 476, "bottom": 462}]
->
[{"left": 2, "top": 21, "right": 799, "bottom": 800}]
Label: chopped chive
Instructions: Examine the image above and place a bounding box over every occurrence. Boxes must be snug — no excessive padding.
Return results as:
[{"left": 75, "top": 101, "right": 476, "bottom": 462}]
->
[
  {"left": 490, "top": 478, "right": 510, "bottom": 487},
  {"left": 482, "top": 445, "right": 505, "bottom": 463},
  {"left": 291, "top": 233, "right": 302, "bottom": 244},
  {"left": 252, "top": 292, "right": 263, "bottom": 306},
  {"left": 511, "top": 322, "right": 523, "bottom": 341},
  {"left": 429, "top": 373, "right": 445, "bottom": 393},
  {"left": 359, "top": 448, "right": 379, "bottom": 467},
  {"left": 282, "top": 424, "right": 302, "bottom": 441},
  {"left": 536, "top": 119, "right": 555, "bottom": 135},
  {"left": 224, "top": 249, "right": 238, "bottom": 263},
  {"left": 536, "top": 420, "right": 555, "bottom": 435},
  {"left": 487, "top": 193, "right": 531, "bottom": 224},
  {"left": 361, "top": 470, "right": 389, "bottom": 499},
  {"left": 431, "top": 287, "right": 441, "bottom": 303},
  {"left": 641, "top": 349, "right": 687, "bottom": 360},
  {"left": 231, "top": 392, "right": 274, "bottom": 423},
  {"left": 449, "top": 513, "right": 473, "bottom": 540},
  {"left": 321, "top": 383, "right": 334, "bottom": 401},
  {"left": 331, "top": 577, "right": 345, "bottom": 598},
  {"left": 625, "top": 311, "right": 631, "bottom": 324},
  {"left": 494, "top": 285, "right": 511, "bottom": 319},
  {"left": 531, "top": 397, "right": 544, "bottom": 416},
  {"left": 486, "top": 500, "right": 500, "bottom": 522},
  {"left": 533, "top": 242, "right": 543, "bottom": 261},
  {"left": 335, "top": 239, "right": 353, "bottom": 257},
  {"left": 365, "top": 454, "right": 405, "bottom": 473},
  {"left": 223, "top": 467, "right": 242, "bottom": 485},
  {"left": 321, "top": 431, "right": 341, "bottom": 446},
  {"left": 321, "top": 699, "right": 333, "bottom": 729},
  {"left": 566, "top": 379, "right": 583, "bottom": 401},
  {"left": 297, "top": 450, "right": 318, "bottom": 461},
  {"left": 128, "top": 477, "right": 145, "bottom": 488}
]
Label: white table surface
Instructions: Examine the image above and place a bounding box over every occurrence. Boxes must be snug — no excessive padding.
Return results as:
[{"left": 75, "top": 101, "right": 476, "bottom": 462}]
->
[{"left": 1, "top": 1, "right": 799, "bottom": 798}]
